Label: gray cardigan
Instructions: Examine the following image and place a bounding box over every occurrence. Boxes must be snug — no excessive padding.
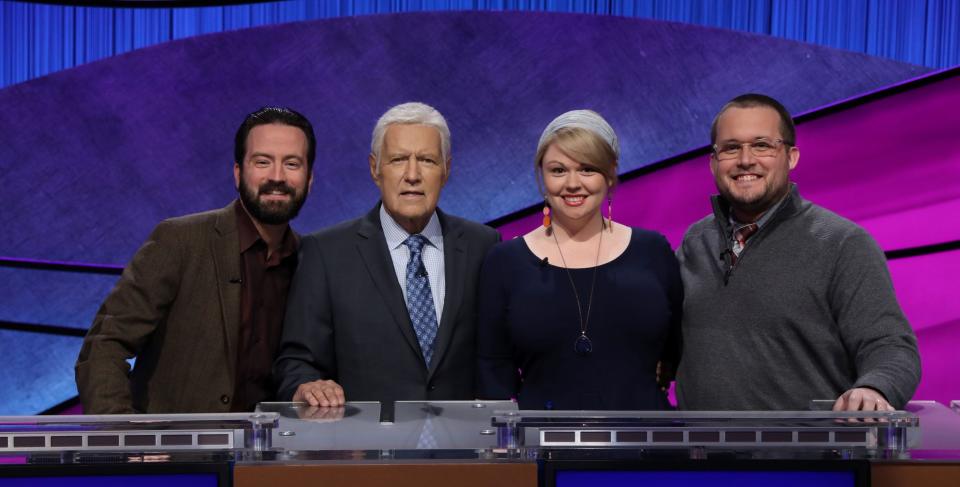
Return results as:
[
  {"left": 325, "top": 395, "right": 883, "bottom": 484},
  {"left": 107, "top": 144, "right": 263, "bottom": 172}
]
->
[{"left": 676, "top": 184, "right": 921, "bottom": 410}]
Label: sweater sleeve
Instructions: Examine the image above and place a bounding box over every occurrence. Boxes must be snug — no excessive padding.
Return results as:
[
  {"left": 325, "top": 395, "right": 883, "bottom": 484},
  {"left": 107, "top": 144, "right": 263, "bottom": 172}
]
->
[{"left": 829, "top": 230, "right": 921, "bottom": 409}]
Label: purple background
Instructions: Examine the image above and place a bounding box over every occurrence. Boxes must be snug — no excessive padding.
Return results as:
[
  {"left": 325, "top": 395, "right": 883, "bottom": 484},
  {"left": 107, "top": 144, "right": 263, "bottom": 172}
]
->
[
  {"left": 0, "top": 12, "right": 930, "bottom": 265},
  {"left": 0, "top": 11, "right": 952, "bottom": 413},
  {"left": 499, "top": 71, "right": 960, "bottom": 405}
]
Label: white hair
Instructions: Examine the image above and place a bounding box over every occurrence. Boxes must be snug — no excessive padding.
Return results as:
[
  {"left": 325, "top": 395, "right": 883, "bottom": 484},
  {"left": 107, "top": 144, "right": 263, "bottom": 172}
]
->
[{"left": 370, "top": 102, "right": 451, "bottom": 172}]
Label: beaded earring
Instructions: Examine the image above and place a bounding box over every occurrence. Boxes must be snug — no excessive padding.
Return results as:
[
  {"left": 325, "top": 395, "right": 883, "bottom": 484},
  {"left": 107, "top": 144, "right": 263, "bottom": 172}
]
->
[
  {"left": 606, "top": 197, "right": 613, "bottom": 232},
  {"left": 542, "top": 203, "right": 551, "bottom": 228}
]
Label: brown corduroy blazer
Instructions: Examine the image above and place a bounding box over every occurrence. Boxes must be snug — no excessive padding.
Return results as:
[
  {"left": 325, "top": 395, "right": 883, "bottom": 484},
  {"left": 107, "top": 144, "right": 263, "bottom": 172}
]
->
[{"left": 76, "top": 201, "right": 250, "bottom": 414}]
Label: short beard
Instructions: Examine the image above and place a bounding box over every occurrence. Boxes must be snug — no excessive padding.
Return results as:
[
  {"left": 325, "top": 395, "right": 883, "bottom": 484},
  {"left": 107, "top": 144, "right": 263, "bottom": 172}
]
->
[
  {"left": 238, "top": 177, "right": 308, "bottom": 225},
  {"left": 718, "top": 178, "right": 790, "bottom": 220}
]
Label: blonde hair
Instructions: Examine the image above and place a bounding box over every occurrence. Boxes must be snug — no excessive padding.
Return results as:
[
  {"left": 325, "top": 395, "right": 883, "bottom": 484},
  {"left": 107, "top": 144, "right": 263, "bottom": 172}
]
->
[{"left": 535, "top": 126, "right": 619, "bottom": 196}]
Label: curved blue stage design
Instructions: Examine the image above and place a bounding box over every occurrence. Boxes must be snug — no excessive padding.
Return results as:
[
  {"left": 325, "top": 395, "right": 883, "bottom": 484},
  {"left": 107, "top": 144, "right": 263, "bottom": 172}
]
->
[
  {"left": 0, "top": 11, "right": 932, "bottom": 414},
  {"left": 0, "top": 11, "right": 929, "bottom": 262}
]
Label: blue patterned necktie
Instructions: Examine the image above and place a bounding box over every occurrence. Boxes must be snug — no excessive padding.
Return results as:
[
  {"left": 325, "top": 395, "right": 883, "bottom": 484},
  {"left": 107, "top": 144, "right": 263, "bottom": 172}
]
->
[
  {"left": 403, "top": 234, "right": 439, "bottom": 368},
  {"left": 417, "top": 413, "right": 438, "bottom": 449}
]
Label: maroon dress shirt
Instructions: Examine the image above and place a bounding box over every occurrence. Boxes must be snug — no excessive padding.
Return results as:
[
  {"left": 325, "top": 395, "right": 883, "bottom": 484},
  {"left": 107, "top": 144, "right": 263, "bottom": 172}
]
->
[{"left": 232, "top": 201, "right": 299, "bottom": 411}]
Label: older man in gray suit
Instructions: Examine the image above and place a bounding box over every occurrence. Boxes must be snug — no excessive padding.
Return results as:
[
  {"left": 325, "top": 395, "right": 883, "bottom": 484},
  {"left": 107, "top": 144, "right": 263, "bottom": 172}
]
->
[{"left": 275, "top": 102, "right": 499, "bottom": 406}]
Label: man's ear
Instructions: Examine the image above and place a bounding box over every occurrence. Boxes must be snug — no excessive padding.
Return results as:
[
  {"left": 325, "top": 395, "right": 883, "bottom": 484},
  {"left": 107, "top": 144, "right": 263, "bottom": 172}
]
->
[
  {"left": 234, "top": 162, "right": 241, "bottom": 190},
  {"left": 369, "top": 153, "right": 381, "bottom": 187},
  {"left": 441, "top": 158, "right": 451, "bottom": 186}
]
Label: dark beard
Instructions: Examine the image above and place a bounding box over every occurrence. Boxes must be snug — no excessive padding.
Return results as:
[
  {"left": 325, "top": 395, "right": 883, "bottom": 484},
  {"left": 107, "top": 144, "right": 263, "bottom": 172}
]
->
[
  {"left": 722, "top": 189, "right": 773, "bottom": 215},
  {"left": 718, "top": 178, "right": 790, "bottom": 220},
  {"left": 239, "top": 178, "right": 308, "bottom": 225}
]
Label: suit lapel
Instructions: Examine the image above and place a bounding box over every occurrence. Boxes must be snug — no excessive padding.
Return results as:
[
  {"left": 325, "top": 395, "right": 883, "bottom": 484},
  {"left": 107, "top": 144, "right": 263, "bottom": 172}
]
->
[
  {"left": 356, "top": 205, "right": 424, "bottom": 361},
  {"left": 211, "top": 202, "right": 242, "bottom": 386},
  {"left": 428, "top": 211, "right": 467, "bottom": 377}
]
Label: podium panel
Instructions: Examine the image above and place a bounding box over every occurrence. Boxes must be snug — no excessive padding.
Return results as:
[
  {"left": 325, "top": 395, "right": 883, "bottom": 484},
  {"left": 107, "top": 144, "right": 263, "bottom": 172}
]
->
[
  {"left": 234, "top": 463, "right": 536, "bottom": 487},
  {"left": 545, "top": 460, "right": 870, "bottom": 487},
  {"left": 1, "top": 401, "right": 959, "bottom": 486},
  {"left": 871, "top": 464, "right": 960, "bottom": 487}
]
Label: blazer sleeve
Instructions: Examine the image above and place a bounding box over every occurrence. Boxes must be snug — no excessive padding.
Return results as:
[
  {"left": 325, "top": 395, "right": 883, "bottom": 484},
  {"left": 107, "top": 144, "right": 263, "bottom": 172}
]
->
[
  {"left": 475, "top": 244, "right": 520, "bottom": 399},
  {"left": 273, "top": 234, "right": 337, "bottom": 400},
  {"left": 75, "top": 221, "right": 183, "bottom": 414},
  {"left": 657, "top": 234, "right": 684, "bottom": 383}
]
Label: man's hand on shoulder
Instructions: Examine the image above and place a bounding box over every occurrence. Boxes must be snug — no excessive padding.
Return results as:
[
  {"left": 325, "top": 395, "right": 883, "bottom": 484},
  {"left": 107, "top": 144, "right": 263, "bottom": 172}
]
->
[
  {"left": 832, "top": 387, "right": 894, "bottom": 411},
  {"left": 292, "top": 379, "right": 345, "bottom": 407}
]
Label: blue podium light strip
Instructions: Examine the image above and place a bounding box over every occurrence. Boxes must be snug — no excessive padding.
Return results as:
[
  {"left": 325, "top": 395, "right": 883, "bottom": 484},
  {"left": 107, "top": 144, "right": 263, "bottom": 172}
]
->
[
  {"left": 556, "top": 470, "right": 857, "bottom": 487},
  {"left": 0, "top": 474, "right": 218, "bottom": 487}
]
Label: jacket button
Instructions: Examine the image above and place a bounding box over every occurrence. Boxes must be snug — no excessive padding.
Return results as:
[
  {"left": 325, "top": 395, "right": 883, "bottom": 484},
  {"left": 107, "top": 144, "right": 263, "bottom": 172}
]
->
[
  {"left": 220, "top": 394, "right": 230, "bottom": 404},
  {"left": 428, "top": 384, "right": 437, "bottom": 391}
]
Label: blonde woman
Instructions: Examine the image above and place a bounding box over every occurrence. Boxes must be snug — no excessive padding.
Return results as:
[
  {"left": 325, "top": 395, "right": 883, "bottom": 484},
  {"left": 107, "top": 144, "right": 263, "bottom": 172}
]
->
[{"left": 476, "top": 110, "right": 681, "bottom": 410}]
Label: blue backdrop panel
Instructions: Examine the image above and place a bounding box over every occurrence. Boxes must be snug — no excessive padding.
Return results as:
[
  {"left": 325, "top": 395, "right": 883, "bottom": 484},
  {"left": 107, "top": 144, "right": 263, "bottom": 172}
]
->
[
  {"left": 0, "top": 11, "right": 929, "bottom": 268},
  {"left": 1, "top": 0, "right": 957, "bottom": 89},
  {"left": 0, "top": 330, "right": 81, "bottom": 415},
  {"left": 0, "top": 268, "right": 119, "bottom": 329}
]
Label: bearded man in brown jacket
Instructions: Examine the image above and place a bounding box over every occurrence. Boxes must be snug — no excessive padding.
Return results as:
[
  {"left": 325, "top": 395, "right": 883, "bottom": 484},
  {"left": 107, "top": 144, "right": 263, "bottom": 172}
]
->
[{"left": 76, "top": 107, "right": 315, "bottom": 413}]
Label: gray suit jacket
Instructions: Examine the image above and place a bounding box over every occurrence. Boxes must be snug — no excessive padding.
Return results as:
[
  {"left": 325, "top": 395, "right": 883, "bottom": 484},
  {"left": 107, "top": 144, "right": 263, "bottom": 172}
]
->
[
  {"left": 76, "top": 202, "right": 249, "bottom": 413},
  {"left": 274, "top": 204, "right": 500, "bottom": 403}
]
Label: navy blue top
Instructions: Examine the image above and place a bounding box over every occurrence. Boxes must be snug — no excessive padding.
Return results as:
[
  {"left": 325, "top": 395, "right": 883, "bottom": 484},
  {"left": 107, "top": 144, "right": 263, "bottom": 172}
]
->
[{"left": 476, "top": 228, "right": 682, "bottom": 410}]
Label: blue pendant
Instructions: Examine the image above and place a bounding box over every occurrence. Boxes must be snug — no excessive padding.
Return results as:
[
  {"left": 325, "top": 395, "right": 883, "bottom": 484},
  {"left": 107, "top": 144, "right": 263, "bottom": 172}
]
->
[{"left": 574, "top": 333, "right": 593, "bottom": 355}]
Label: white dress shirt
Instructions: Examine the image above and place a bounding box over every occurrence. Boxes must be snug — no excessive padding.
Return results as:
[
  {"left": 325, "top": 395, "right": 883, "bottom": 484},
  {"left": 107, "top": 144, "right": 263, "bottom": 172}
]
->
[{"left": 380, "top": 204, "right": 445, "bottom": 324}]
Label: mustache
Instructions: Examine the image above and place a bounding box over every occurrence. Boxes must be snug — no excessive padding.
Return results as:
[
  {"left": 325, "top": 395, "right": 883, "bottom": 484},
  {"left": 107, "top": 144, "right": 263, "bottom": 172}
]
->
[{"left": 258, "top": 181, "right": 294, "bottom": 195}]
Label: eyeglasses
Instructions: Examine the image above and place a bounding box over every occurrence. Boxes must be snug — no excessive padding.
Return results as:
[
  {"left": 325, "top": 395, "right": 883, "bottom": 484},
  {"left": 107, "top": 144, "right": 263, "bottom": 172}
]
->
[{"left": 712, "top": 138, "right": 787, "bottom": 160}]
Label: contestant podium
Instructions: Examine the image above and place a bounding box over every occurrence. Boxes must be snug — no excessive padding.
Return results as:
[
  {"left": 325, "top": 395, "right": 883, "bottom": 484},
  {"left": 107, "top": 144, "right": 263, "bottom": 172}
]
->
[{"left": 1, "top": 401, "right": 959, "bottom": 486}]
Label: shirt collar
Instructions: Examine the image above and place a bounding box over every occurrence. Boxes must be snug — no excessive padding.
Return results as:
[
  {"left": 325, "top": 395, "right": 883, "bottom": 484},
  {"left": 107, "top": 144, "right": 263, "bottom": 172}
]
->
[
  {"left": 234, "top": 199, "right": 298, "bottom": 258},
  {"left": 379, "top": 203, "right": 443, "bottom": 250},
  {"left": 728, "top": 192, "right": 787, "bottom": 230}
]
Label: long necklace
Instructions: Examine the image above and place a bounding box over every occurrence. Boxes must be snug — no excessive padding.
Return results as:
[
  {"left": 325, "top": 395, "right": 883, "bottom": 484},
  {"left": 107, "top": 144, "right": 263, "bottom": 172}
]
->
[{"left": 551, "top": 218, "right": 603, "bottom": 356}]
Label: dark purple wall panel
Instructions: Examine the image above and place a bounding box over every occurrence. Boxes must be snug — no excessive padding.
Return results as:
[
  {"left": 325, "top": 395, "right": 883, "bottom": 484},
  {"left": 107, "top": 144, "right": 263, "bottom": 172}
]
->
[
  {"left": 0, "top": 268, "right": 118, "bottom": 329},
  {"left": 0, "top": 11, "right": 943, "bottom": 413},
  {"left": 499, "top": 72, "right": 960, "bottom": 250},
  {"left": 0, "top": 11, "right": 928, "bottom": 266}
]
